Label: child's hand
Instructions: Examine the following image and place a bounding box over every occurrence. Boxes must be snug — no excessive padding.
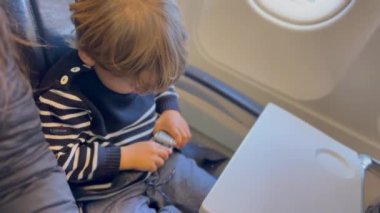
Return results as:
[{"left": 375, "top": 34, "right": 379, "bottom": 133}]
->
[
  {"left": 154, "top": 110, "right": 192, "bottom": 149},
  {"left": 120, "top": 141, "right": 172, "bottom": 172}
]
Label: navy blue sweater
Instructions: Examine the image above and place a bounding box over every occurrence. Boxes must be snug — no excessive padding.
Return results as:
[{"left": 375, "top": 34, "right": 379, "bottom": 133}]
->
[{"left": 36, "top": 51, "right": 180, "bottom": 193}]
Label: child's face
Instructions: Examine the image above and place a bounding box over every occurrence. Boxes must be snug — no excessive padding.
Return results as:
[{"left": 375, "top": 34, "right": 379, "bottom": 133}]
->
[
  {"left": 79, "top": 50, "right": 161, "bottom": 94},
  {"left": 79, "top": 49, "right": 142, "bottom": 94},
  {"left": 95, "top": 66, "right": 159, "bottom": 95},
  {"left": 94, "top": 66, "right": 137, "bottom": 94}
]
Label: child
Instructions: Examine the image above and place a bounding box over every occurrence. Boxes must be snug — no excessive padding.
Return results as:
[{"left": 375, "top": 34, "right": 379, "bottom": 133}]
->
[{"left": 36, "top": 0, "right": 215, "bottom": 212}]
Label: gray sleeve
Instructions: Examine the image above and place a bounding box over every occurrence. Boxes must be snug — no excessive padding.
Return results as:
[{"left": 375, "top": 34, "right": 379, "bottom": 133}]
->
[{"left": 0, "top": 69, "right": 78, "bottom": 213}]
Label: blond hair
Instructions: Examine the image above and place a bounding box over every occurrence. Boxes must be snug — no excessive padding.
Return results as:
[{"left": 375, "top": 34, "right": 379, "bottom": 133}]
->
[{"left": 70, "top": 0, "right": 188, "bottom": 92}]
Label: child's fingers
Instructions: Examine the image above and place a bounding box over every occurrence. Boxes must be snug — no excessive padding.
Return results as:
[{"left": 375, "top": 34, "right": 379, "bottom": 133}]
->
[
  {"left": 182, "top": 126, "right": 192, "bottom": 142},
  {"left": 177, "top": 129, "right": 187, "bottom": 146},
  {"left": 156, "top": 145, "right": 171, "bottom": 160},
  {"left": 170, "top": 129, "right": 182, "bottom": 146},
  {"left": 153, "top": 156, "right": 165, "bottom": 168},
  {"left": 177, "top": 124, "right": 191, "bottom": 146}
]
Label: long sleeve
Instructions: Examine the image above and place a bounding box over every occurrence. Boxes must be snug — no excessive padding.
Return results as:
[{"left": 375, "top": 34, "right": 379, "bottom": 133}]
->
[
  {"left": 37, "top": 89, "right": 121, "bottom": 184},
  {"left": 0, "top": 69, "right": 78, "bottom": 212},
  {"left": 155, "top": 85, "right": 180, "bottom": 114}
]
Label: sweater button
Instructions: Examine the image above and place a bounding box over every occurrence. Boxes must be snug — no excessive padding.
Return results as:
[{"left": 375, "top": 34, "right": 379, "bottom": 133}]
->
[
  {"left": 71, "top": 67, "right": 81, "bottom": 73},
  {"left": 60, "top": 75, "right": 69, "bottom": 85}
]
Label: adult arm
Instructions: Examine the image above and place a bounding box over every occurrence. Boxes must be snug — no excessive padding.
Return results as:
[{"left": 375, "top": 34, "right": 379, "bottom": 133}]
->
[{"left": 0, "top": 69, "right": 78, "bottom": 212}]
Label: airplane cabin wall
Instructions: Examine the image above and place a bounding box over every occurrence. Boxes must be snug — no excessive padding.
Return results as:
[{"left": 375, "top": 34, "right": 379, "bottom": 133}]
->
[{"left": 177, "top": 0, "right": 380, "bottom": 159}]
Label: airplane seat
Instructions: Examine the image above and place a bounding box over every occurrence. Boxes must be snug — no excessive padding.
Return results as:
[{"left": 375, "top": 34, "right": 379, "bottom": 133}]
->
[
  {"left": 0, "top": 0, "right": 234, "bottom": 177},
  {"left": 1, "top": 0, "right": 74, "bottom": 88}
]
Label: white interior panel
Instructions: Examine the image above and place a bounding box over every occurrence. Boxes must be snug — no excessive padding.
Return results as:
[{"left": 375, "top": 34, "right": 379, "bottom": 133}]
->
[
  {"left": 177, "top": 0, "right": 380, "bottom": 159},
  {"left": 193, "top": 0, "right": 380, "bottom": 100}
]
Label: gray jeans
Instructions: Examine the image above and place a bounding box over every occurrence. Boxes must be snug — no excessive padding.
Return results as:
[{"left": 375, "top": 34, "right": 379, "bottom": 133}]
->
[{"left": 84, "top": 152, "right": 216, "bottom": 213}]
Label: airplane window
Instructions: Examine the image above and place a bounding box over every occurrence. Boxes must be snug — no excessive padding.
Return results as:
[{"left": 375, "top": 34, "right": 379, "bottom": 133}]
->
[
  {"left": 187, "top": 0, "right": 380, "bottom": 101},
  {"left": 249, "top": 0, "right": 353, "bottom": 29}
]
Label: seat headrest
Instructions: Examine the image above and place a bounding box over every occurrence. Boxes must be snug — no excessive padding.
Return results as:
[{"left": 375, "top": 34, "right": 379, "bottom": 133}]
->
[{"left": 1, "top": 0, "right": 75, "bottom": 88}]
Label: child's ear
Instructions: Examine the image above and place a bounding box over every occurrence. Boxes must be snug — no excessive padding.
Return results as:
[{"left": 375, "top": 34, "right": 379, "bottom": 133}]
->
[{"left": 78, "top": 49, "right": 96, "bottom": 67}]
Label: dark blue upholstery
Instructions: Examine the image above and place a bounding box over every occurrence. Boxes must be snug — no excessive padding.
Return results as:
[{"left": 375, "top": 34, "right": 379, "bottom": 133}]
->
[{"left": 1, "top": 0, "right": 74, "bottom": 88}]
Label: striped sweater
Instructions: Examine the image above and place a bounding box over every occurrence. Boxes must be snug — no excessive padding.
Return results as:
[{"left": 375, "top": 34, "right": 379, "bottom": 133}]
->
[{"left": 36, "top": 51, "right": 179, "bottom": 194}]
